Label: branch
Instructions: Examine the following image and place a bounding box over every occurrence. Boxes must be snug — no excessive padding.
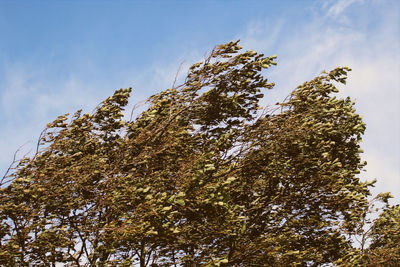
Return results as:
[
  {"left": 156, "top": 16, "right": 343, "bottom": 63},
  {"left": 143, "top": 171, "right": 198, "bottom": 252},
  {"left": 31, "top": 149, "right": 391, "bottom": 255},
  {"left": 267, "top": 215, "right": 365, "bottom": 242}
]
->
[{"left": 1, "top": 142, "right": 30, "bottom": 186}]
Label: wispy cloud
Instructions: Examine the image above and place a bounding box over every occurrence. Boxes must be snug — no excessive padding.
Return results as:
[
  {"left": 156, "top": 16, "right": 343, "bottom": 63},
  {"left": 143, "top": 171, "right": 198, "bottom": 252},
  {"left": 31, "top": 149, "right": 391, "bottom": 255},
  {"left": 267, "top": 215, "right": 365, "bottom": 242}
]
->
[{"left": 324, "top": 0, "right": 365, "bottom": 18}]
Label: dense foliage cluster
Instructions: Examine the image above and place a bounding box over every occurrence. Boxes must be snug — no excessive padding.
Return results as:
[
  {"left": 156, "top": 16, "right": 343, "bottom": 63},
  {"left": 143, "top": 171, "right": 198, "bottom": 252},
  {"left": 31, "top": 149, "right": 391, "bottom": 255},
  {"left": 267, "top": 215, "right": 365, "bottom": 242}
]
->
[{"left": 0, "top": 41, "right": 398, "bottom": 266}]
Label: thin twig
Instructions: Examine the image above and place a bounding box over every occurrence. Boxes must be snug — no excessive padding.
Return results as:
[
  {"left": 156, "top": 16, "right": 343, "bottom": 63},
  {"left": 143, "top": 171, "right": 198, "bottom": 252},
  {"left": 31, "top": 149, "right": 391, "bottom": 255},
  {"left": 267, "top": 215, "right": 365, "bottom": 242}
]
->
[
  {"left": 129, "top": 99, "right": 148, "bottom": 122},
  {"left": 172, "top": 61, "right": 185, "bottom": 89}
]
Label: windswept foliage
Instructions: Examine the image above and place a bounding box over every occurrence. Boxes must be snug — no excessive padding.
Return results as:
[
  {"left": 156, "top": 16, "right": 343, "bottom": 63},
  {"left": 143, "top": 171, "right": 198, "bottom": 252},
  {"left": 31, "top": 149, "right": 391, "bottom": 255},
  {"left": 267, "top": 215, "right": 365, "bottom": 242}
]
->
[{"left": 0, "top": 41, "right": 396, "bottom": 266}]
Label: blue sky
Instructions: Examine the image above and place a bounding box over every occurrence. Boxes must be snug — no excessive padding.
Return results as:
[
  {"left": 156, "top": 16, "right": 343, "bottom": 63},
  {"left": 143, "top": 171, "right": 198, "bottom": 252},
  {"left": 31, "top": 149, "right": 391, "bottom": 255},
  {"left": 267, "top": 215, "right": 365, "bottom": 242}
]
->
[{"left": 1, "top": 0, "right": 399, "bottom": 204}]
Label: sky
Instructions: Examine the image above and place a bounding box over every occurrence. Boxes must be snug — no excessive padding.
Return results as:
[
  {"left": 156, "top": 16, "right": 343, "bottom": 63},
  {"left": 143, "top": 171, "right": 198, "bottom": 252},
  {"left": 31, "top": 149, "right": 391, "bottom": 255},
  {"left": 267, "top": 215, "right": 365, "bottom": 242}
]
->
[{"left": 1, "top": 0, "right": 399, "bottom": 204}]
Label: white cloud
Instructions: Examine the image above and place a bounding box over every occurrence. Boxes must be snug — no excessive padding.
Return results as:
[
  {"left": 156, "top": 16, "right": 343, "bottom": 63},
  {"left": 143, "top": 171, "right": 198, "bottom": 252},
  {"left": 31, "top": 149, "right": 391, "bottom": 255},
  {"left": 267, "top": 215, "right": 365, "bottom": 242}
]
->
[{"left": 362, "top": 150, "right": 400, "bottom": 200}]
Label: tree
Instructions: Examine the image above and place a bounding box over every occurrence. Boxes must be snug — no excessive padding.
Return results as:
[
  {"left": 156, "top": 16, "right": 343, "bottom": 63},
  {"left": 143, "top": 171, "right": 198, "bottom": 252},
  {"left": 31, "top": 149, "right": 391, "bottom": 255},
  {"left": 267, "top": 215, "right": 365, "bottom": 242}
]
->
[
  {"left": 0, "top": 40, "right": 393, "bottom": 266},
  {"left": 366, "top": 204, "right": 400, "bottom": 265}
]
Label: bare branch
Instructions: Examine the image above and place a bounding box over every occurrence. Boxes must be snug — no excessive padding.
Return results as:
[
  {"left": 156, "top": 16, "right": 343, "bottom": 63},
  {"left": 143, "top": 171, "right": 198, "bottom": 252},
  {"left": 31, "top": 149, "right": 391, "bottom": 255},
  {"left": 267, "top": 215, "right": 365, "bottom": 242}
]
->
[{"left": 172, "top": 61, "right": 185, "bottom": 89}]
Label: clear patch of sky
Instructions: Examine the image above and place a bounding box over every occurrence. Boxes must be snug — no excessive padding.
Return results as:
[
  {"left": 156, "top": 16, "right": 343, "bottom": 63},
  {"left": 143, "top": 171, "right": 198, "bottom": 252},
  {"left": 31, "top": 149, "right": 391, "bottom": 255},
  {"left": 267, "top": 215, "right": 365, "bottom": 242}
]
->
[{"left": 0, "top": 1, "right": 309, "bottom": 79}]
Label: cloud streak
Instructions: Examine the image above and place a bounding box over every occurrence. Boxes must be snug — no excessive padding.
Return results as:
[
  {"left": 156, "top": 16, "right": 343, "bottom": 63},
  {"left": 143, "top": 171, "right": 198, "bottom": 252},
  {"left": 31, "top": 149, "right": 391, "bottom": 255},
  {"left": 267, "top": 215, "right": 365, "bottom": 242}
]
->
[{"left": 324, "top": 0, "right": 365, "bottom": 18}]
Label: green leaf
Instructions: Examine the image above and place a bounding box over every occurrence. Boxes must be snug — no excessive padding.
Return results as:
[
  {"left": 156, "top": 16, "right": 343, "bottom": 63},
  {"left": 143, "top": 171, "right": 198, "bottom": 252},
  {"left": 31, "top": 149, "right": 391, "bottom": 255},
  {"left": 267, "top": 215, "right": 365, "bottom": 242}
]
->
[{"left": 175, "top": 199, "right": 185, "bottom": 206}]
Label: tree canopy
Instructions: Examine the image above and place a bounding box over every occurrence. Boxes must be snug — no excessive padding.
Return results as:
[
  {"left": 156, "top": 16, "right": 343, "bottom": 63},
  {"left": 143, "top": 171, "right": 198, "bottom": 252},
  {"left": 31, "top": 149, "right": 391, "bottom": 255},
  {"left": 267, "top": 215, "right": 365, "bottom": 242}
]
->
[{"left": 0, "top": 41, "right": 398, "bottom": 266}]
